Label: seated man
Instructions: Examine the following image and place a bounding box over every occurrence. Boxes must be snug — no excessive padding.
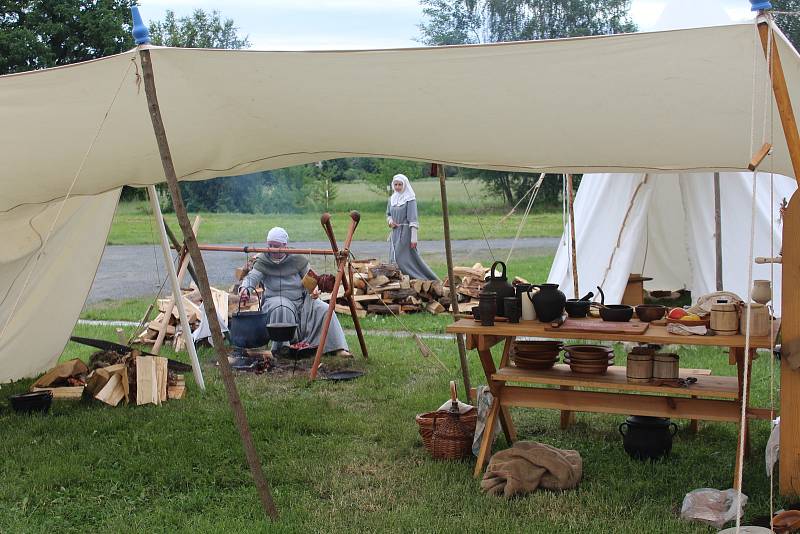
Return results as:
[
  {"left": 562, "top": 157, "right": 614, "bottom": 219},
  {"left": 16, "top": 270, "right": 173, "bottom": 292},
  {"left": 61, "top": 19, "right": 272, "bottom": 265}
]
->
[{"left": 239, "top": 227, "right": 351, "bottom": 357}]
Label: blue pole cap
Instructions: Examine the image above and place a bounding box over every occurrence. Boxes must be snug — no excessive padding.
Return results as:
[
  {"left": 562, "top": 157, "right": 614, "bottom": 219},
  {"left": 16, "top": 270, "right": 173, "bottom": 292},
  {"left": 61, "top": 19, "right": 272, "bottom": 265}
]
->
[
  {"left": 131, "top": 6, "right": 151, "bottom": 45},
  {"left": 750, "top": 0, "right": 773, "bottom": 11}
]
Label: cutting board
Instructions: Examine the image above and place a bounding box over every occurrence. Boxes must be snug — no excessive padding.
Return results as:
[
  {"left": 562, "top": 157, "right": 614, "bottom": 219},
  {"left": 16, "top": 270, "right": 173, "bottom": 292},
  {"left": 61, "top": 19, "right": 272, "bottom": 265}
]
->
[{"left": 545, "top": 318, "right": 649, "bottom": 335}]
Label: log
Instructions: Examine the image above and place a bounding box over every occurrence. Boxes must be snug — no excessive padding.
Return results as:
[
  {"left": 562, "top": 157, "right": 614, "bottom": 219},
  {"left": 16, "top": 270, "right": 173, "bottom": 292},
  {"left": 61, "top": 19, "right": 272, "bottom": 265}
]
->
[
  {"left": 426, "top": 301, "right": 445, "bottom": 314},
  {"left": 335, "top": 304, "right": 367, "bottom": 318},
  {"left": 401, "top": 305, "right": 421, "bottom": 313},
  {"left": 400, "top": 275, "right": 411, "bottom": 289},
  {"left": 430, "top": 281, "right": 444, "bottom": 297},
  {"left": 367, "top": 303, "right": 401, "bottom": 315},
  {"left": 32, "top": 386, "right": 85, "bottom": 400},
  {"left": 369, "top": 275, "right": 390, "bottom": 288},
  {"left": 95, "top": 374, "right": 124, "bottom": 406},
  {"left": 136, "top": 356, "right": 159, "bottom": 406},
  {"left": 411, "top": 280, "right": 424, "bottom": 293},
  {"left": 382, "top": 289, "right": 418, "bottom": 300},
  {"left": 369, "top": 264, "right": 400, "bottom": 279},
  {"left": 167, "top": 385, "right": 186, "bottom": 400}
]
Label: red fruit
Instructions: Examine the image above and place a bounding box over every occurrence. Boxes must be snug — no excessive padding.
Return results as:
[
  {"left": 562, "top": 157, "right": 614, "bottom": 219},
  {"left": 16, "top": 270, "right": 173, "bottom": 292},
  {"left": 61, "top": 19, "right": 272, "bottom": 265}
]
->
[{"left": 668, "top": 308, "right": 688, "bottom": 320}]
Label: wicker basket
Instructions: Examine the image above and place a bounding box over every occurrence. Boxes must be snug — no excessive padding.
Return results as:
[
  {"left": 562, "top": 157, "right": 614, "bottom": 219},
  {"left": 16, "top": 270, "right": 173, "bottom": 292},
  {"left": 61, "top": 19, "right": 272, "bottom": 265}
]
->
[{"left": 415, "top": 381, "right": 477, "bottom": 459}]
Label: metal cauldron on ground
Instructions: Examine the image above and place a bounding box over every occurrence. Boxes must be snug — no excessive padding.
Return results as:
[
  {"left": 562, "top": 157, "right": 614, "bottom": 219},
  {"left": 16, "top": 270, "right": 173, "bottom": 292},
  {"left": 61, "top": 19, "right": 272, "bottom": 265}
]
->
[{"left": 619, "top": 415, "right": 678, "bottom": 461}]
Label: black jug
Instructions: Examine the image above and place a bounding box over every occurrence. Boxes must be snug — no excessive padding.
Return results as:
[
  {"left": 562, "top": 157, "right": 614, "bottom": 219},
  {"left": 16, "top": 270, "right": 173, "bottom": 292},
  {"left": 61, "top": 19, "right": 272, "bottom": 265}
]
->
[
  {"left": 484, "top": 261, "right": 515, "bottom": 317},
  {"left": 478, "top": 291, "right": 497, "bottom": 327},
  {"left": 531, "top": 283, "right": 566, "bottom": 322}
]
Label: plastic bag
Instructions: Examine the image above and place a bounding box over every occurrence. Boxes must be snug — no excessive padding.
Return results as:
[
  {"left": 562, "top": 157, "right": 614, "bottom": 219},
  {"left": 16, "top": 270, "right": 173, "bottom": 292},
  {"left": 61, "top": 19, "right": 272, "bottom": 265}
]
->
[{"left": 680, "top": 488, "right": 748, "bottom": 529}]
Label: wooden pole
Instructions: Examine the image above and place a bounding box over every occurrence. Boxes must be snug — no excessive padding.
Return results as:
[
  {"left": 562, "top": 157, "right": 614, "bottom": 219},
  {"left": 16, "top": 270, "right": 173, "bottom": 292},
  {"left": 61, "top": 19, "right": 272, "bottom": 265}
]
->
[
  {"left": 437, "top": 164, "right": 472, "bottom": 401},
  {"left": 186, "top": 244, "right": 337, "bottom": 256},
  {"left": 309, "top": 212, "right": 360, "bottom": 380},
  {"left": 758, "top": 19, "right": 800, "bottom": 497},
  {"left": 566, "top": 174, "right": 579, "bottom": 299},
  {"left": 714, "top": 172, "right": 723, "bottom": 291},
  {"left": 139, "top": 48, "right": 278, "bottom": 520},
  {"left": 320, "top": 212, "right": 369, "bottom": 360}
]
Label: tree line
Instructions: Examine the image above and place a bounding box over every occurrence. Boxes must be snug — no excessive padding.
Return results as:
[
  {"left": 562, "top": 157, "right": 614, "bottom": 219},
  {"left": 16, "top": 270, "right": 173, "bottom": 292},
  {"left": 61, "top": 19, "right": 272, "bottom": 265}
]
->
[{"left": 5, "top": 1, "right": 800, "bottom": 211}]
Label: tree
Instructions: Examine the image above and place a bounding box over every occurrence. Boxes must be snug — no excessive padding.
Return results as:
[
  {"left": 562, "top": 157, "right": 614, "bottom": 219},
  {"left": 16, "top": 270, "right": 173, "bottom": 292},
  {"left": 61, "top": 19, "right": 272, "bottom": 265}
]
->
[
  {"left": 773, "top": 1, "right": 800, "bottom": 49},
  {"left": 146, "top": 9, "right": 257, "bottom": 212},
  {"left": 419, "top": 0, "right": 635, "bottom": 206},
  {"left": 149, "top": 9, "right": 250, "bottom": 49},
  {"left": 0, "top": 0, "right": 136, "bottom": 75}
]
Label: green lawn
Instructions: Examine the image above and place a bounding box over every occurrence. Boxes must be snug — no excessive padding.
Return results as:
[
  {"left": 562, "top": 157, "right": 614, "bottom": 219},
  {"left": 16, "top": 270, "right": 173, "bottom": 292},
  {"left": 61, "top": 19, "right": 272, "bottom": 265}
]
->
[
  {"left": 109, "top": 179, "right": 565, "bottom": 245},
  {"left": 0, "top": 319, "right": 783, "bottom": 533}
]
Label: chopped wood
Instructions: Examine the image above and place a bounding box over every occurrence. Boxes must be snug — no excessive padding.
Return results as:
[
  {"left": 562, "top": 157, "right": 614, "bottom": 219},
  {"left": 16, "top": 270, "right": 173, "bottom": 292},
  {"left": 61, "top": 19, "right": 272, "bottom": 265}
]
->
[
  {"left": 136, "top": 356, "right": 159, "bottom": 406},
  {"left": 401, "top": 305, "right": 421, "bottom": 313},
  {"left": 369, "top": 263, "right": 400, "bottom": 279},
  {"left": 382, "top": 289, "right": 417, "bottom": 300},
  {"left": 426, "top": 301, "right": 445, "bottom": 314},
  {"left": 95, "top": 374, "right": 124, "bottom": 406},
  {"left": 400, "top": 275, "right": 410, "bottom": 289},
  {"left": 377, "top": 282, "right": 402, "bottom": 291},
  {"left": 335, "top": 304, "right": 367, "bottom": 318},
  {"left": 422, "top": 280, "right": 433, "bottom": 293},
  {"left": 369, "top": 275, "right": 390, "bottom": 288},
  {"left": 32, "top": 386, "right": 85, "bottom": 400},
  {"left": 367, "top": 303, "right": 401, "bottom": 315},
  {"left": 167, "top": 385, "right": 187, "bottom": 400},
  {"left": 155, "top": 357, "right": 168, "bottom": 403}
]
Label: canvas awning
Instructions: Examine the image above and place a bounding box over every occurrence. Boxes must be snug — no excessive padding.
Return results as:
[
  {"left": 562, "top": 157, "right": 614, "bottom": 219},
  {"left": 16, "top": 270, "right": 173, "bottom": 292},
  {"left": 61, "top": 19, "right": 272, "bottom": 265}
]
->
[{"left": 1, "top": 20, "right": 798, "bottom": 381}]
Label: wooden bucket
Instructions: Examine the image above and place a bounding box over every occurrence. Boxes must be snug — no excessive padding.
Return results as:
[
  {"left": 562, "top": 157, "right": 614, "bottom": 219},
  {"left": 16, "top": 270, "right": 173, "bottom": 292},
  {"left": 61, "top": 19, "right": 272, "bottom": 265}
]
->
[
  {"left": 739, "top": 303, "right": 770, "bottom": 337},
  {"left": 626, "top": 351, "right": 654, "bottom": 383},
  {"left": 653, "top": 354, "right": 679, "bottom": 380},
  {"left": 710, "top": 300, "right": 738, "bottom": 335}
]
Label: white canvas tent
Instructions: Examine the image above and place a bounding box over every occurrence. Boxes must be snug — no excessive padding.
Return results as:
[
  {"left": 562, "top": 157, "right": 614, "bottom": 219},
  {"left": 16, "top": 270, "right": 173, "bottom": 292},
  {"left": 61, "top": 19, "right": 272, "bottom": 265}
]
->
[
  {"left": 548, "top": 0, "right": 797, "bottom": 312},
  {"left": 1, "top": 19, "right": 798, "bottom": 385},
  {"left": 547, "top": 171, "right": 796, "bottom": 311}
]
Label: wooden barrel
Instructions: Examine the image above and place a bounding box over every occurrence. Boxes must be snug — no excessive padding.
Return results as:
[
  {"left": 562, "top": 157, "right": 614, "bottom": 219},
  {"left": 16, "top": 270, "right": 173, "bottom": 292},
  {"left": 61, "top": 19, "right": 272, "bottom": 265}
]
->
[
  {"left": 626, "top": 352, "right": 653, "bottom": 383},
  {"left": 653, "top": 354, "right": 679, "bottom": 379},
  {"left": 710, "top": 300, "right": 738, "bottom": 335},
  {"left": 740, "top": 303, "right": 770, "bottom": 337}
]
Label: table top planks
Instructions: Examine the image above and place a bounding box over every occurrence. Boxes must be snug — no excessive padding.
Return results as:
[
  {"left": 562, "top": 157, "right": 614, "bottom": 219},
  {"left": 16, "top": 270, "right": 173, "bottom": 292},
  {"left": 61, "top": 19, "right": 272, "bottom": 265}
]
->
[{"left": 446, "top": 317, "right": 779, "bottom": 349}]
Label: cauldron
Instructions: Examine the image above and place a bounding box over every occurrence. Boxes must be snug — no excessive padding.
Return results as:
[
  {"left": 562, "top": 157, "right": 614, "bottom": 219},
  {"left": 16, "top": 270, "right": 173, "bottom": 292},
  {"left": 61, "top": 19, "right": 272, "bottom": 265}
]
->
[
  {"left": 229, "top": 292, "right": 270, "bottom": 348},
  {"left": 618, "top": 415, "right": 678, "bottom": 461}
]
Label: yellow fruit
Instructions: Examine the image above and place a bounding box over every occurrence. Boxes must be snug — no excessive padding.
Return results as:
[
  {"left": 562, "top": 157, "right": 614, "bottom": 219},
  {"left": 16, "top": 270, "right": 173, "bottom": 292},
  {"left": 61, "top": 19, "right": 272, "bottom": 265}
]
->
[{"left": 681, "top": 314, "right": 701, "bottom": 321}]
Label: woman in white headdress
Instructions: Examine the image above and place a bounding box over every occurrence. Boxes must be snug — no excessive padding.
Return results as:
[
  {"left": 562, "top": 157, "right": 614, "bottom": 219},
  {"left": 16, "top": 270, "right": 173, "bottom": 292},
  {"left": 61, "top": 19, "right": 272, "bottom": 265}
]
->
[
  {"left": 239, "top": 227, "right": 350, "bottom": 356},
  {"left": 386, "top": 174, "right": 439, "bottom": 281}
]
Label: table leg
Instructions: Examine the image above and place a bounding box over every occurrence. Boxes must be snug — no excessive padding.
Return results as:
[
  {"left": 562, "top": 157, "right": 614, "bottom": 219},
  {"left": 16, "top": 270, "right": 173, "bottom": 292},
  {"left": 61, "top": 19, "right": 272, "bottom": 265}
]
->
[
  {"left": 474, "top": 395, "right": 500, "bottom": 478},
  {"left": 560, "top": 386, "right": 576, "bottom": 429},
  {"left": 689, "top": 399, "right": 699, "bottom": 433},
  {"left": 477, "top": 338, "right": 517, "bottom": 444}
]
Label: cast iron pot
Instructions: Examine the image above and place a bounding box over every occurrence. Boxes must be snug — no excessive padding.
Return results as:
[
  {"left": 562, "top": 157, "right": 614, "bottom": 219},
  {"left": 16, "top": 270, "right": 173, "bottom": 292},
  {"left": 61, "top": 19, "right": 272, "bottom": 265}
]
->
[
  {"left": 267, "top": 303, "right": 298, "bottom": 342},
  {"left": 619, "top": 415, "right": 678, "bottom": 461},
  {"left": 229, "top": 290, "right": 270, "bottom": 348},
  {"left": 565, "top": 299, "right": 591, "bottom": 318},
  {"left": 595, "top": 286, "right": 633, "bottom": 322},
  {"left": 10, "top": 390, "right": 53, "bottom": 415}
]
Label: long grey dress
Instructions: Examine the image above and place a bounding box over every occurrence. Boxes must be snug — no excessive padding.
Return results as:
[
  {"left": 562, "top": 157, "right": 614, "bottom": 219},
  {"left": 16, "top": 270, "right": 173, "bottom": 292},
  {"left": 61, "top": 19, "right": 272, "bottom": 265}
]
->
[
  {"left": 387, "top": 199, "right": 439, "bottom": 281},
  {"left": 241, "top": 254, "right": 348, "bottom": 353}
]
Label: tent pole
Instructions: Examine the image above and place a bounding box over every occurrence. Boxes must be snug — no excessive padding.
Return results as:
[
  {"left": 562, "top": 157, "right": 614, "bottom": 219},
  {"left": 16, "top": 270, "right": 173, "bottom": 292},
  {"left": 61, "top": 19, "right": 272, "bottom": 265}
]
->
[
  {"left": 566, "top": 174, "right": 579, "bottom": 298},
  {"left": 758, "top": 18, "right": 800, "bottom": 497},
  {"left": 436, "top": 164, "right": 472, "bottom": 401},
  {"left": 146, "top": 185, "right": 205, "bottom": 390},
  {"left": 138, "top": 48, "right": 279, "bottom": 520},
  {"left": 713, "top": 172, "right": 723, "bottom": 291}
]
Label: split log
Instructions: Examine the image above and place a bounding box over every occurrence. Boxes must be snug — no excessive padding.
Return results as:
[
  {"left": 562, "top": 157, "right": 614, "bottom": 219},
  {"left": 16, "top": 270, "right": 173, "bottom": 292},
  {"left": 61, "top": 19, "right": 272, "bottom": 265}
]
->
[
  {"left": 369, "top": 275, "right": 390, "bottom": 288},
  {"left": 369, "top": 264, "right": 400, "bottom": 279},
  {"left": 382, "top": 289, "right": 418, "bottom": 300},
  {"left": 367, "top": 303, "right": 402, "bottom": 315},
  {"left": 335, "top": 304, "right": 367, "bottom": 318},
  {"left": 400, "top": 275, "right": 410, "bottom": 289},
  {"left": 426, "top": 301, "right": 445, "bottom": 314}
]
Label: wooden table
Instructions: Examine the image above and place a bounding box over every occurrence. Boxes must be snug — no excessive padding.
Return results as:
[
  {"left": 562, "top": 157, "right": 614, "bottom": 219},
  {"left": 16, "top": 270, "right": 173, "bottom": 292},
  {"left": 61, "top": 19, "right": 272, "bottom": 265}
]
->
[{"left": 445, "top": 318, "right": 778, "bottom": 480}]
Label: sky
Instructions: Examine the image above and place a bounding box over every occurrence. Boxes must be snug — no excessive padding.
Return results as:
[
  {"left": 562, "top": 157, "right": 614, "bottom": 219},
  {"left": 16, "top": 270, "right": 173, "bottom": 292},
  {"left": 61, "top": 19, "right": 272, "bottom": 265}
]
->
[{"left": 136, "top": 0, "right": 758, "bottom": 51}]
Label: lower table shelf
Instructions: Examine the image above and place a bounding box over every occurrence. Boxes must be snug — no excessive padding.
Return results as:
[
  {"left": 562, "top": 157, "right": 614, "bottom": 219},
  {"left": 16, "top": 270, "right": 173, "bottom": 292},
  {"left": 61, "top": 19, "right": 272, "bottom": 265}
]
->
[{"left": 493, "top": 364, "right": 739, "bottom": 399}]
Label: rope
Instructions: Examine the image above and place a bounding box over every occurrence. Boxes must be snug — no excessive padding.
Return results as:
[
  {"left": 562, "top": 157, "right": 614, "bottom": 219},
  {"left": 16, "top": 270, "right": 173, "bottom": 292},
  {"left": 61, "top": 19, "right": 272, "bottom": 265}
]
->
[
  {"left": 460, "top": 178, "right": 496, "bottom": 261},
  {"left": 735, "top": 18, "right": 775, "bottom": 533},
  {"left": 0, "top": 56, "right": 135, "bottom": 346},
  {"left": 505, "top": 173, "right": 545, "bottom": 264}
]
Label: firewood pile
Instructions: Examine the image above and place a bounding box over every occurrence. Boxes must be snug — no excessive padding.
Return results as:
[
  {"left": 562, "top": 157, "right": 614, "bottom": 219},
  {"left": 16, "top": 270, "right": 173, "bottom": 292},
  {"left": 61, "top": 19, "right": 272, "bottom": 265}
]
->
[
  {"left": 320, "top": 260, "right": 493, "bottom": 317},
  {"left": 133, "top": 284, "right": 234, "bottom": 352},
  {"left": 30, "top": 354, "right": 186, "bottom": 406}
]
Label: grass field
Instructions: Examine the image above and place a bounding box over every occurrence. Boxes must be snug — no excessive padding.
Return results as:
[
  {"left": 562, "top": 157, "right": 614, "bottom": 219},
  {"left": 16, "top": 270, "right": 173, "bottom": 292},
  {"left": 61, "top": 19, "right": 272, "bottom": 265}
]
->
[
  {"left": 0, "top": 317, "right": 784, "bottom": 533},
  {"left": 108, "top": 179, "right": 565, "bottom": 245}
]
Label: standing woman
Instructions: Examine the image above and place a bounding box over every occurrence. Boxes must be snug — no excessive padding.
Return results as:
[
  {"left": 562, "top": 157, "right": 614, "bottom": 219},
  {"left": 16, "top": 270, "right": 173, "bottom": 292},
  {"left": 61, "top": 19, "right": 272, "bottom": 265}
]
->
[{"left": 386, "top": 174, "right": 440, "bottom": 281}]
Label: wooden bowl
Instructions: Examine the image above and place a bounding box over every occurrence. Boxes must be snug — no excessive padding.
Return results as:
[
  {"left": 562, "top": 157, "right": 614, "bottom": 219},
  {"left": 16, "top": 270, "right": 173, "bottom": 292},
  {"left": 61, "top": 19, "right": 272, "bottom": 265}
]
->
[
  {"left": 512, "top": 351, "right": 561, "bottom": 361},
  {"left": 635, "top": 304, "right": 666, "bottom": 322},
  {"left": 563, "top": 345, "right": 614, "bottom": 360},
  {"left": 513, "top": 359, "right": 558, "bottom": 370}
]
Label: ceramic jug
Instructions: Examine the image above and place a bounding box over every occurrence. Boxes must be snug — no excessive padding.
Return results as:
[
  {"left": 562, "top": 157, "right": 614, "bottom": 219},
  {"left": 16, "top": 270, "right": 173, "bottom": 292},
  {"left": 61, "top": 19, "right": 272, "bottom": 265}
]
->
[
  {"left": 531, "top": 283, "right": 566, "bottom": 322},
  {"left": 483, "top": 261, "right": 515, "bottom": 317}
]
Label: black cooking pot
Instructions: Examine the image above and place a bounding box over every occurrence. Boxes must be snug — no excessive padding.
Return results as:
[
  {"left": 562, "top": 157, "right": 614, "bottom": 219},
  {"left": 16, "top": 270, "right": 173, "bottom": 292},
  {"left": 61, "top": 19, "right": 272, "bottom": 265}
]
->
[
  {"left": 229, "top": 290, "right": 270, "bottom": 348},
  {"left": 484, "top": 261, "right": 515, "bottom": 317},
  {"left": 595, "top": 286, "right": 633, "bottom": 322},
  {"left": 267, "top": 303, "right": 298, "bottom": 342},
  {"left": 618, "top": 415, "right": 678, "bottom": 461},
  {"left": 565, "top": 299, "right": 591, "bottom": 318},
  {"left": 9, "top": 390, "right": 53, "bottom": 414}
]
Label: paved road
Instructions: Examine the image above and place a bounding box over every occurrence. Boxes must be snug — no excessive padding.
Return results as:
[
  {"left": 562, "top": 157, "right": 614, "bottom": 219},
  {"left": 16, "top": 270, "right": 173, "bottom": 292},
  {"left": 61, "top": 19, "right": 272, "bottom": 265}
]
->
[{"left": 87, "top": 237, "right": 560, "bottom": 303}]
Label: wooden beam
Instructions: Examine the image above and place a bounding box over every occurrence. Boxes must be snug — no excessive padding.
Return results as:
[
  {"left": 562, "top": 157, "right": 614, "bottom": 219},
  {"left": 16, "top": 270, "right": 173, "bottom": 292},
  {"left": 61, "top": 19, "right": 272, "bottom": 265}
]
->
[
  {"left": 138, "top": 48, "right": 278, "bottom": 520},
  {"left": 758, "top": 20, "right": 800, "bottom": 497},
  {"left": 566, "top": 173, "right": 579, "bottom": 299}
]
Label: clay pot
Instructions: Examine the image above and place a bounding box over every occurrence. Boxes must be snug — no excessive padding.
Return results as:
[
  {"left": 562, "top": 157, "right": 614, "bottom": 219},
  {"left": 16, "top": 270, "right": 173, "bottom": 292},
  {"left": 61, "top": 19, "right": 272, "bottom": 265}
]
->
[
  {"left": 484, "top": 261, "right": 515, "bottom": 317},
  {"left": 478, "top": 291, "right": 497, "bottom": 327},
  {"left": 751, "top": 279, "right": 772, "bottom": 305},
  {"left": 619, "top": 416, "right": 678, "bottom": 461},
  {"left": 531, "top": 284, "right": 566, "bottom": 322}
]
